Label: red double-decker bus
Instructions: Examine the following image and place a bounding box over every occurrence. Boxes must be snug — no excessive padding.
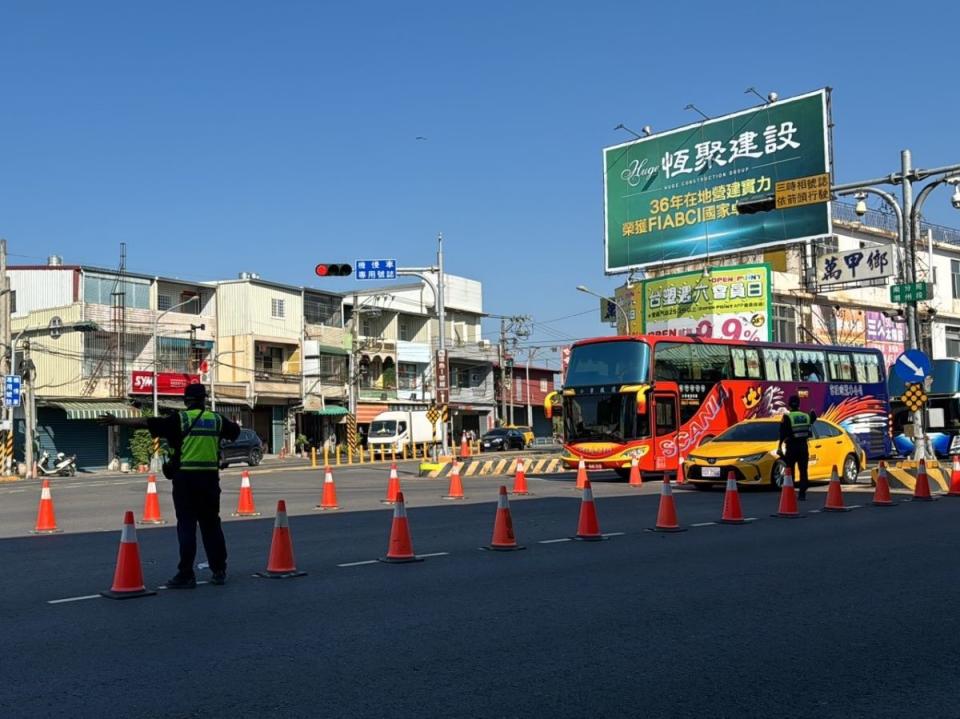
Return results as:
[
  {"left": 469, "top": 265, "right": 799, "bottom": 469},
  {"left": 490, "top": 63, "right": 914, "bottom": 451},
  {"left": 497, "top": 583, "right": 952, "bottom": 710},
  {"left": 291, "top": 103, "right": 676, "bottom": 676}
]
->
[{"left": 548, "top": 334, "right": 891, "bottom": 480}]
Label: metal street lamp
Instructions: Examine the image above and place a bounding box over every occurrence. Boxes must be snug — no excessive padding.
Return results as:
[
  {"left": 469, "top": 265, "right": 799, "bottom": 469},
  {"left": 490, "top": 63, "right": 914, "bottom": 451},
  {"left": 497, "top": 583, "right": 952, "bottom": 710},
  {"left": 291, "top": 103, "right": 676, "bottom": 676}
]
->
[{"left": 576, "top": 285, "right": 629, "bottom": 333}]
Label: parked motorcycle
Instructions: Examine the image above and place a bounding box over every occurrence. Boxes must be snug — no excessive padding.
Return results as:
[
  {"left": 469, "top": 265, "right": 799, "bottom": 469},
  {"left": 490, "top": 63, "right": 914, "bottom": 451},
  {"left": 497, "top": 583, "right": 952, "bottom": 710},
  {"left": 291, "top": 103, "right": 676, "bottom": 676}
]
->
[{"left": 37, "top": 451, "right": 77, "bottom": 477}]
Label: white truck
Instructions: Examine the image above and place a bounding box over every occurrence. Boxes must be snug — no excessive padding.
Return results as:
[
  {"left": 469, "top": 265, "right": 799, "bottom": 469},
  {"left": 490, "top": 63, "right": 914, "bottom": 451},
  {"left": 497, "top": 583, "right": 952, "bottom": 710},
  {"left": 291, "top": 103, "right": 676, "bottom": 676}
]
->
[{"left": 366, "top": 410, "right": 437, "bottom": 452}]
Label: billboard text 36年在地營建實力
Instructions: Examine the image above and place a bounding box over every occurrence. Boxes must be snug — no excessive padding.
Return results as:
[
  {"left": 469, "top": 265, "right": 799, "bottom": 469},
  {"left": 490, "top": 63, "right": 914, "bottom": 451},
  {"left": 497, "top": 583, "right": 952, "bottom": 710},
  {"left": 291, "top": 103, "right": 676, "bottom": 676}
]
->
[{"left": 603, "top": 89, "right": 831, "bottom": 272}]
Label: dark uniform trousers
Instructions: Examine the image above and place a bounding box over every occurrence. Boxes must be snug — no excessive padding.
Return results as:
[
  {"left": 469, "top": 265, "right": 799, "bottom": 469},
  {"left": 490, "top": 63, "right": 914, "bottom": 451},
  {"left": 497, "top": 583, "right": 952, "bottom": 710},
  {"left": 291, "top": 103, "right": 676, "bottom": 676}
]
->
[
  {"left": 172, "top": 477, "right": 227, "bottom": 574},
  {"left": 784, "top": 439, "right": 810, "bottom": 497}
]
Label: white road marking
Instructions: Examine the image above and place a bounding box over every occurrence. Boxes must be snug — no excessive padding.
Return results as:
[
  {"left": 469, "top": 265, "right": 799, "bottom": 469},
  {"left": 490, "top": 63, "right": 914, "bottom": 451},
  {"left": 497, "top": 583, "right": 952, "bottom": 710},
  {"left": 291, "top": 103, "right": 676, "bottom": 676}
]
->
[
  {"left": 538, "top": 538, "right": 572, "bottom": 544},
  {"left": 417, "top": 552, "right": 450, "bottom": 559},
  {"left": 47, "top": 594, "right": 102, "bottom": 605},
  {"left": 338, "top": 560, "right": 379, "bottom": 567},
  {"left": 601, "top": 532, "right": 625, "bottom": 537},
  {"left": 691, "top": 522, "right": 715, "bottom": 527}
]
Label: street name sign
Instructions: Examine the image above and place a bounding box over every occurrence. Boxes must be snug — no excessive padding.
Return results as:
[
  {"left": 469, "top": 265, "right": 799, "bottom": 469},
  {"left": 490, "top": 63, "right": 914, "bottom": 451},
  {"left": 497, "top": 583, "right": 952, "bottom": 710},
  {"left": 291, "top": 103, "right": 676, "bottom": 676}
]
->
[
  {"left": 3, "top": 375, "right": 22, "bottom": 407},
  {"left": 890, "top": 281, "right": 931, "bottom": 303}
]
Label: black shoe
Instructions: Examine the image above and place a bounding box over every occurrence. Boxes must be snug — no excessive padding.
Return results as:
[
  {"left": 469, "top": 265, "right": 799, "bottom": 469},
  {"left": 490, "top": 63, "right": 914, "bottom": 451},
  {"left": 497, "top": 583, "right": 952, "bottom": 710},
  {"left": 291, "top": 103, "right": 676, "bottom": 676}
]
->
[
  {"left": 165, "top": 573, "right": 197, "bottom": 589},
  {"left": 210, "top": 571, "right": 227, "bottom": 586}
]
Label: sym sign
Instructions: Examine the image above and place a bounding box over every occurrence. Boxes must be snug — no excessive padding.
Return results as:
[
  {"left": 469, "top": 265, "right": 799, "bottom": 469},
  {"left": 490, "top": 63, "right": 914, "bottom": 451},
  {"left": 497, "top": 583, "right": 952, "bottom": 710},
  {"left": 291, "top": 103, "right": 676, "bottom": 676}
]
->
[
  {"left": 131, "top": 371, "right": 201, "bottom": 396},
  {"left": 603, "top": 89, "right": 831, "bottom": 272}
]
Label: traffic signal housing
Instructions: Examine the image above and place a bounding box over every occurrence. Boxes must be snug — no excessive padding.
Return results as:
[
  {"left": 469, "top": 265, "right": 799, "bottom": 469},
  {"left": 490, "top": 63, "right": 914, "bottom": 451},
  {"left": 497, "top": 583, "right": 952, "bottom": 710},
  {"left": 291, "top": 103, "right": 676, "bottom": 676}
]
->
[{"left": 315, "top": 263, "right": 353, "bottom": 277}]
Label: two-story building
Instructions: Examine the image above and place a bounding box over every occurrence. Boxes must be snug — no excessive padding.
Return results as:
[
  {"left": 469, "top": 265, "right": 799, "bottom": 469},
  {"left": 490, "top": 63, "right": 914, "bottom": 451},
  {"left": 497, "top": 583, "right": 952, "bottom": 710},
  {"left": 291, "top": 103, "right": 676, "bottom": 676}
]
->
[{"left": 300, "top": 287, "right": 350, "bottom": 449}]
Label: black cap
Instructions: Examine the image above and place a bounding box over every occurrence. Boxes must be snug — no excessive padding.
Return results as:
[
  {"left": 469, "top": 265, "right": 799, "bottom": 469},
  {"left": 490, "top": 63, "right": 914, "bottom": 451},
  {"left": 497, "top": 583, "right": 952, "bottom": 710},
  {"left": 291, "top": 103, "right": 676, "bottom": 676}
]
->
[
  {"left": 788, "top": 394, "right": 800, "bottom": 409},
  {"left": 184, "top": 383, "right": 207, "bottom": 403}
]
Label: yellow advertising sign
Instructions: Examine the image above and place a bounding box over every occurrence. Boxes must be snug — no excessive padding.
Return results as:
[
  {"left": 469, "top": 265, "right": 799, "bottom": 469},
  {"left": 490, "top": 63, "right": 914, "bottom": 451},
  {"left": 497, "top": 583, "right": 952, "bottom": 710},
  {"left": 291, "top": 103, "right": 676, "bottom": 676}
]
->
[{"left": 775, "top": 173, "right": 831, "bottom": 209}]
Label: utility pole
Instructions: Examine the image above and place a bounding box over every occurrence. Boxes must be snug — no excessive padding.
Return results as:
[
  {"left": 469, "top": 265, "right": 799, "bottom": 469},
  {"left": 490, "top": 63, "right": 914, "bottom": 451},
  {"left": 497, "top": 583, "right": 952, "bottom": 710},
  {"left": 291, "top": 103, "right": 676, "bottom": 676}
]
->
[
  {"left": 499, "top": 318, "right": 508, "bottom": 425},
  {"left": 436, "top": 233, "right": 448, "bottom": 456},
  {"left": 0, "top": 239, "right": 11, "bottom": 475},
  {"left": 22, "top": 340, "right": 34, "bottom": 479}
]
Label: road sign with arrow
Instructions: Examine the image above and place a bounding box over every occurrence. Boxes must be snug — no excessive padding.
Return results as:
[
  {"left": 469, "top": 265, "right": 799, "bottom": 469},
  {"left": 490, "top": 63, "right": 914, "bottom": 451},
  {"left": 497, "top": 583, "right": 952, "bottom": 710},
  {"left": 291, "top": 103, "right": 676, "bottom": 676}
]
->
[{"left": 893, "top": 349, "right": 931, "bottom": 383}]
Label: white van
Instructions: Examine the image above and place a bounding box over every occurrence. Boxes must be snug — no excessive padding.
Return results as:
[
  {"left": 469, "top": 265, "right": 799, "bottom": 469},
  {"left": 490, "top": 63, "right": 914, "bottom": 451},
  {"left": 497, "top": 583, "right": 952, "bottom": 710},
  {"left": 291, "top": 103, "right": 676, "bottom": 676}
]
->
[{"left": 366, "top": 410, "right": 436, "bottom": 452}]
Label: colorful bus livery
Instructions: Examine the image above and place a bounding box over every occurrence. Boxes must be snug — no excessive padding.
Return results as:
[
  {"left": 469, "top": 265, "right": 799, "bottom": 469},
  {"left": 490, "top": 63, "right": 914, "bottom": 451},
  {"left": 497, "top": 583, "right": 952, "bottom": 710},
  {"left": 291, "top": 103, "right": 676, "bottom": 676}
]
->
[
  {"left": 556, "top": 335, "right": 891, "bottom": 480},
  {"left": 889, "top": 359, "right": 960, "bottom": 458}
]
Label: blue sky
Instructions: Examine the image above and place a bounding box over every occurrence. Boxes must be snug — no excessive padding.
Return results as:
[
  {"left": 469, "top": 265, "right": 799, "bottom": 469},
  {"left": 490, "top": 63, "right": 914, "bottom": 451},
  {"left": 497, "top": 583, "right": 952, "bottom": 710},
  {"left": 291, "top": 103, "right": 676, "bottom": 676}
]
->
[{"left": 2, "top": 2, "right": 959, "bottom": 369}]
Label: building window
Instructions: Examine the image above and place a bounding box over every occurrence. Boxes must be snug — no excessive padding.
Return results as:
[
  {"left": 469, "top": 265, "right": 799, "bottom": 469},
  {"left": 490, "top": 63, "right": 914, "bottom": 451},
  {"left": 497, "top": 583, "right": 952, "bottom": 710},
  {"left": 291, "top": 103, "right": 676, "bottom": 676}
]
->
[
  {"left": 158, "top": 295, "right": 172, "bottom": 311},
  {"left": 539, "top": 379, "right": 549, "bottom": 392},
  {"left": 398, "top": 362, "right": 418, "bottom": 390},
  {"left": 83, "top": 273, "right": 150, "bottom": 309},
  {"left": 271, "top": 298, "right": 285, "bottom": 319},
  {"left": 316, "top": 355, "right": 346, "bottom": 383},
  {"left": 256, "top": 345, "right": 285, "bottom": 375},
  {"left": 947, "top": 327, "right": 960, "bottom": 357},
  {"left": 361, "top": 315, "right": 379, "bottom": 338},
  {"left": 773, "top": 304, "right": 797, "bottom": 344},
  {"left": 399, "top": 316, "right": 412, "bottom": 342},
  {"left": 179, "top": 292, "right": 200, "bottom": 314},
  {"left": 304, "top": 294, "right": 341, "bottom": 327},
  {"left": 952, "top": 260, "right": 960, "bottom": 300},
  {"left": 9, "top": 290, "right": 15, "bottom": 314}
]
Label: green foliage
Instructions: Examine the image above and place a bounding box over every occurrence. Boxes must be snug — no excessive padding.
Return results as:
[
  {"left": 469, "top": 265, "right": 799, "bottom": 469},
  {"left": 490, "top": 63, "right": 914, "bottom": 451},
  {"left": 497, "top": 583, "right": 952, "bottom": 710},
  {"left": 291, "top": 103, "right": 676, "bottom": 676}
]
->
[
  {"left": 295, "top": 434, "right": 310, "bottom": 450},
  {"left": 129, "top": 429, "right": 154, "bottom": 466}
]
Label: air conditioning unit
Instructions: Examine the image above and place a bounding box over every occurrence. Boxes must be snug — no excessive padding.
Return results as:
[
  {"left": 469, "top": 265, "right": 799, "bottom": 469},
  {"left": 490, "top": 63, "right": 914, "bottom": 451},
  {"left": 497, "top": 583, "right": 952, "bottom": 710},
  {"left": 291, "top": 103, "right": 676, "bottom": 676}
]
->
[{"left": 478, "top": 339, "right": 491, "bottom": 349}]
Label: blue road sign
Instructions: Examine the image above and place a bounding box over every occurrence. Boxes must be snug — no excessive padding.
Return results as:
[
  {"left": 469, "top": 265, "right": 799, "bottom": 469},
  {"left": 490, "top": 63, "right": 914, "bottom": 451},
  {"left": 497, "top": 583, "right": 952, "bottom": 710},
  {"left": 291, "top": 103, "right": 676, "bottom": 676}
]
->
[
  {"left": 3, "top": 375, "right": 22, "bottom": 407},
  {"left": 894, "top": 349, "right": 931, "bottom": 382},
  {"left": 355, "top": 259, "right": 397, "bottom": 281}
]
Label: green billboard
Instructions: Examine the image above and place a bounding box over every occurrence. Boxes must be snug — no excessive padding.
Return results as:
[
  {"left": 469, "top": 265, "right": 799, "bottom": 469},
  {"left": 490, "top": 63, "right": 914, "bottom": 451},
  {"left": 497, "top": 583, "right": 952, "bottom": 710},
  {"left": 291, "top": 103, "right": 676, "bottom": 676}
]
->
[{"left": 603, "top": 89, "right": 831, "bottom": 272}]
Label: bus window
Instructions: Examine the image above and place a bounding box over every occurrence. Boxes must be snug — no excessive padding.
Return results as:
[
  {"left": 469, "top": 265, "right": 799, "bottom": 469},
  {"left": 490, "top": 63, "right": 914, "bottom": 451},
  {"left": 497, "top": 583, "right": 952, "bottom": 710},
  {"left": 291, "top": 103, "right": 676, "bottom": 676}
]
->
[
  {"left": 654, "top": 343, "right": 693, "bottom": 382},
  {"left": 796, "top": 350, "right": 827, "bottom": 382},
  {"left": 762, "top": 348, "right": 796, "bottom": 381},
  {"left": 655, "top": 398, "right": 677, "bottom": 436},
  {"left": 827, "top": 352, "right": 854, "bottom": 381},
  {"left": 731, "top": 347, "right": 762, "bottom": 379},
  {"left": 691, "top": 344, "right": 732, "bottom": 383},
  {"left": 853, "top": 353, "right": 881, "bottom": 384}
]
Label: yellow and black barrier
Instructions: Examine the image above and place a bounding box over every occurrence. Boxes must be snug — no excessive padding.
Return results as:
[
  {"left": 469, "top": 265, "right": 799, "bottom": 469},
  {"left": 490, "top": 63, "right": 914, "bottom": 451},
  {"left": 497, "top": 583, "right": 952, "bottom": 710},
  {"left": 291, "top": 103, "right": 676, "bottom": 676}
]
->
[
  {"left": 873, "top": 460, "right": 949, "bottom": 493},
  {"left": 424, "top": 456, "right": 567, "bottom": 479}
]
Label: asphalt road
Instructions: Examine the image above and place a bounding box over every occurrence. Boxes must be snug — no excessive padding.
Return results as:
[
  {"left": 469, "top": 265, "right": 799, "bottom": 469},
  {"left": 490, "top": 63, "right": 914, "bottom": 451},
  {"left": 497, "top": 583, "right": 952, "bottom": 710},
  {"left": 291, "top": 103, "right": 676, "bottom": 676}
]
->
[{"left": 2, "top": 464, "right": 957, "bottom": 718}]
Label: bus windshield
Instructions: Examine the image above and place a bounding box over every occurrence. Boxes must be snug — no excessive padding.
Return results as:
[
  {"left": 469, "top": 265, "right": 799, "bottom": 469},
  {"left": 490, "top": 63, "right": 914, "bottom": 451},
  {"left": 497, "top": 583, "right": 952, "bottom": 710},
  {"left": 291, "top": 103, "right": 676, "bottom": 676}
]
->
[
  {"left": 565, "top": 341, "right": 649, "bottom": 387},
  {"left": 564, "top": 392, "right": 650, "bottom": 443}
]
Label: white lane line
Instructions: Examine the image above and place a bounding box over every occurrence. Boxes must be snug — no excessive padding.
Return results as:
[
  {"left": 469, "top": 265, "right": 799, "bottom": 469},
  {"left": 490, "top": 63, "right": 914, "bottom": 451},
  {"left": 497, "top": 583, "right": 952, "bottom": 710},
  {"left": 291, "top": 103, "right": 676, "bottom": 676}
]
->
[
  {"left": 417, "top": 552, "right": 450, "bottom": 559},
  {"left": 691, "top": 522, "right": 715, "bottom": 527},
  {"left": 601, "top": 532, "right": 625, "bottom": 538},
  {"left": 157, "top": 581, "right": 209, "bottom": 590},
  {"left": 47, "top": 594, "right": 102, "bottom": 605},
  {"left": 338, "top": 560, "right": 379, "bottom": 567},
  {"left": 538, "top": 538, "right": 572, "bottom": 544}
]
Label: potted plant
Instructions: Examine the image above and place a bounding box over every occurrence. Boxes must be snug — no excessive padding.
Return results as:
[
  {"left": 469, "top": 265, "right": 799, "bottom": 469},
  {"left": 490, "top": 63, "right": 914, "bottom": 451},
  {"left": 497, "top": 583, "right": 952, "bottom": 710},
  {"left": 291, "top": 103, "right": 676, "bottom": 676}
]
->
[{"left": 295, "top": 434, "right": 310, "bottom": 458}]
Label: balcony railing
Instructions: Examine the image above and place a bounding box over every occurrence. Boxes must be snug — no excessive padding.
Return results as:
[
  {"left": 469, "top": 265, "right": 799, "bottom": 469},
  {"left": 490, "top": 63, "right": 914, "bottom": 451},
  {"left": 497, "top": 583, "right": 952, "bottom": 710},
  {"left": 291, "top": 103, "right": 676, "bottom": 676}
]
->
[{"left": 832, "top": 201, "right": 960, "bottom": 246}]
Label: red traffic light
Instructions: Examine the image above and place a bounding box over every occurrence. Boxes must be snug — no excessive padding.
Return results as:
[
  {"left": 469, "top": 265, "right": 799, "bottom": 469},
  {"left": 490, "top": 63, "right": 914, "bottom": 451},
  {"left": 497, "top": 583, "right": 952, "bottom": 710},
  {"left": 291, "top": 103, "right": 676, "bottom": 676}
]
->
[{"left": 315, "top": 263, "right": 353, "bottom": 277}]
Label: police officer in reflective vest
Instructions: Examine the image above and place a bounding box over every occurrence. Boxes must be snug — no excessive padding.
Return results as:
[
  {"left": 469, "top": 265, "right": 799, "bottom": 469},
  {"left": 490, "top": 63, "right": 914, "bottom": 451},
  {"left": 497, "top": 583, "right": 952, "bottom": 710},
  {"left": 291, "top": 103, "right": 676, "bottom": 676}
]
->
[
  {"left": 779, "top": 395, "right": 816, "bottom": 500},
  {"left": 100, "top": 383, "right": 240, "bottom": 587}
]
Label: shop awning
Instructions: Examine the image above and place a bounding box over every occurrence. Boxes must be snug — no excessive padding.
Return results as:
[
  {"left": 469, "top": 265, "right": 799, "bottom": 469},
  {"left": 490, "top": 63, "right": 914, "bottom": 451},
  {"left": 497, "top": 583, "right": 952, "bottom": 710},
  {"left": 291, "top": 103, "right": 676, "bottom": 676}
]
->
[
  {"left": 44, "top": 401, "right": 141, "bottom": 420},
  {"left": 311, "top": 406, "right": 350, "bottom": 416},
  {"left": 315, "top": 344, "right": 349, "bottom": 356}
]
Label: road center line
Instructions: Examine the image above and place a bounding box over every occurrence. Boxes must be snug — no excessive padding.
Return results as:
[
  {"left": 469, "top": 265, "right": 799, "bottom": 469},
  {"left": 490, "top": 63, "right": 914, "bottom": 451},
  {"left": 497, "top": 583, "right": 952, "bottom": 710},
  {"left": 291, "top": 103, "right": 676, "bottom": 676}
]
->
[
  {"left": 338, "top": 560, "right": 379, "bottom": 567},
  {"left": 417, "top": 552, "right": 450, "bottom": 558},
  {"left": 601, "top": 532, "right": 625, "bottom": 537},
  {"left": 538, "top": 538, "right": 572, "bottom": 544},
  {"left": 690, "top": 522, "right": 715, "bottom": 527},
  {"left": 47, "top": 594, "right": 102, "bottom": 605}
]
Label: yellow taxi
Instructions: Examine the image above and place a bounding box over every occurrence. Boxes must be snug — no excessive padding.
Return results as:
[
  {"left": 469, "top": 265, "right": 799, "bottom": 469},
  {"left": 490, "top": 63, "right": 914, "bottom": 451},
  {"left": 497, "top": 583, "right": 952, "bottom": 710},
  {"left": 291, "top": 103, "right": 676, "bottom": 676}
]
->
[
  {"left": 683, "top": 417, "right": 866, "bottom": 488},
  {"left": 505, "top": 425, "right": 535, "bottom": 448}
]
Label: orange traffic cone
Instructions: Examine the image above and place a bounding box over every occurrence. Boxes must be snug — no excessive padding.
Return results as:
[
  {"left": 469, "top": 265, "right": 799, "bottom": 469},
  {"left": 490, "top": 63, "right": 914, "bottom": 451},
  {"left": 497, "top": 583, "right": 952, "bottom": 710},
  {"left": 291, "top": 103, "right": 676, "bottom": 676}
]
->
[
  {"left": 30, "top": 479, "right": 62, "bottom": 534},
  {"left": 628, "top": 456, "right": 642, "bottom": 488},
  {"left": 574, "top": 458, "right": 587, "bottom": 490},
  {"left": 232, "top": 470, "right": 261, "bottom": 517},
  {"left": 256, "top": 500, "right": 307, "bottom": 578},
  {"left": 139, "top": 474, "right": 167, "bottom": 526},
  {"left": 873, "top": 461, "right": 896, "bottom": 507},
  {"left": 443, "top": 462, "right": 466, "bottom": 500},
  {"left": 380, "top": 491, "right": 422, "bottom": 563},
  {"left": 947, "top": 456, "right": 960, "bottom": 497},
  {"left": 485, "top": 485, "right": 524, "bottom": 551},
  {"left": 512, "top": 458, "right": 530, "bottom": 496},
  {"left": 382, "top": 463, "right": 401, "bottom": 505},
  {"left": 574, "top": 479, "right": 606, "bottom": 541},
  {"left": 676, "top": 455, "right": 686, "bottom": 485},
  {"left": 910, "top": 458, "right": 934, "bottom": 502},
  {"left": 719, "top": 471, "right": 746, "bottom": 524},
  {"left": 315, "top": 466, "right": 340, "bottom": 510},
  {"left": 101, "top": 511, "right": 156, "bottom": 599},
  {"left": 772, "top": 467, "right": 804, "bottom": 519},
  {"left": 460, "top": 433, "right": 470, "bottom": 458},
  {"left": 823, "top": 465, "right": 851, "bottom": 512},
  {"left": 649, "top": 477, "right": 686, "bottom": 532}
]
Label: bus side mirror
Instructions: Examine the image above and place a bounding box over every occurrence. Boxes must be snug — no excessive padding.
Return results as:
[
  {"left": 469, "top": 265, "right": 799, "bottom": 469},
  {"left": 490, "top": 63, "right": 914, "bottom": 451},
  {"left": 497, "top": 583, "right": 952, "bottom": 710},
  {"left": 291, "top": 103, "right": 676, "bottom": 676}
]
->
[
  {"left": 636, "top": 385, "right": 649, "bottom": 415},
  {"left": 543, "top": 391, "right": 558, "bottom": 420}
]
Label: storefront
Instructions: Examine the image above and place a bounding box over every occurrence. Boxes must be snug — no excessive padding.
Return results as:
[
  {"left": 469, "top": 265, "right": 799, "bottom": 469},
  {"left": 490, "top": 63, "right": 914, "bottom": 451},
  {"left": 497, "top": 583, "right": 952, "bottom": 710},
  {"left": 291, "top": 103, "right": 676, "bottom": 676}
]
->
[{"left": 26, "top": 400, "right": 141, "bottom": 470}]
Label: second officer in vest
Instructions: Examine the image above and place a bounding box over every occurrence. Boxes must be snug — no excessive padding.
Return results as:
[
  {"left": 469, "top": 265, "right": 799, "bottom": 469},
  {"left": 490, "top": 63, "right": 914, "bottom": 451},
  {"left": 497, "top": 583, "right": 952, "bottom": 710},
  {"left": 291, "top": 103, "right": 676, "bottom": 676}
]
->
[
  {"left": 101, "top": 383, "right": 241, "bottom": 587},
  {"left": 779, "top": 395, "right": 816, "bottom": 500}
]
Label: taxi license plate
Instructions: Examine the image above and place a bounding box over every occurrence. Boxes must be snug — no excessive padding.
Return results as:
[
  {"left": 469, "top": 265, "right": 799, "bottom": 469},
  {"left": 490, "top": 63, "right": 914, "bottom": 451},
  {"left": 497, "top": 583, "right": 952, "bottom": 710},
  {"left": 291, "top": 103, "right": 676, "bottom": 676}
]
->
[
  {"left": 587, "top": 463, "right": 603, "bottom": 470},
  {"left": 701, "top": 466, "right": 721, "bottom": 478}
]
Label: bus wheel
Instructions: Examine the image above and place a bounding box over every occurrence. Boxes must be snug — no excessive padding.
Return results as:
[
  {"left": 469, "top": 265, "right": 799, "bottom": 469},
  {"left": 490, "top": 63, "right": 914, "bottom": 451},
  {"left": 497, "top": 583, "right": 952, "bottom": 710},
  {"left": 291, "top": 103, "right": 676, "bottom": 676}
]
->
[{"left": 842, "top": 454, "right": 859, "bottom": 485}]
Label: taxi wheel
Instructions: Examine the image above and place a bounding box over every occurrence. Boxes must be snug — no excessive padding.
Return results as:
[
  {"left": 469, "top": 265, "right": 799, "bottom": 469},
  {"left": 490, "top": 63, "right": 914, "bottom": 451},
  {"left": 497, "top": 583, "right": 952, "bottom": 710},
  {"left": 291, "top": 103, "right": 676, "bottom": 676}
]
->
[
  {"left": 771, "top": 460, "right": 787, "bottom": 489},
  {"left": 841, "top": 454, "right": 859, "bottom": 484}
]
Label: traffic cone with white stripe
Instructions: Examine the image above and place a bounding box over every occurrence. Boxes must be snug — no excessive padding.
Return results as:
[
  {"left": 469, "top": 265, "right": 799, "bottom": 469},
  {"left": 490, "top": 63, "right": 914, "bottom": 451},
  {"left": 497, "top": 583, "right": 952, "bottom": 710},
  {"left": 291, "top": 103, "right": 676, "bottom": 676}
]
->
[
  {"left": 650, "top": 477, "right": 686, "bottom": 532},
  {"left": 101, "top": 511, "right": 156, "bottom": 599},
  {"left": 233, "top": 470, "right": 260, "bottom": 517},
  {"left": 947, "top": 456, "right": 960, "bottom": 497},
  {"left": 574, "top": 458, "right": 587, "bottom": 490},
  {"left": 911, "top": 458, "right": 934, "bottom": 502},
  {"left": 382, "top": 463, "right": 401, "bottom": 505},
  {"left": 256, "top": 500, "right": 307, "bottom": 578},
  {"left": 30, "top": 479, "right": 62, "bottom": 534},
  {"left": 772, "top": 467, "right": 804, "bottom": 519},
  {"left": 512, "top": 458, "right": 530, "bottom": 496},
  {"left": 443, "top": 462, "right": 466, "bottom": 500},
  {"left": 823, "top": 465, "right": 851, "bottom": 512},
  {"left": 380, "top": 492, "right": 422, "bottom": 563},
  {"left": 486, "top": 485, "right": 524, "bottom": 551},
  {"left": 628, "top": 456, "right": 642, "bottom": 488},
  {"left": 460, "top": 433, "right": 470, "bottom": 459},
  {"left": 315, "top": 466, "right": 340, "bottom": 510},
  {"left": 139, "top": 474, "right": 166, "bottom": 525},
  {"left": 676, "top": 455, "right": 686, "bottom": 485},
  {"left": 872, "top": 461, "right": 896, "bottom": 507},
  {"left": 719, "top": 471, "right": 746, "bottom": 524},
  {"left": 574, "top": 479, "right": 605, "bottom": 541}
]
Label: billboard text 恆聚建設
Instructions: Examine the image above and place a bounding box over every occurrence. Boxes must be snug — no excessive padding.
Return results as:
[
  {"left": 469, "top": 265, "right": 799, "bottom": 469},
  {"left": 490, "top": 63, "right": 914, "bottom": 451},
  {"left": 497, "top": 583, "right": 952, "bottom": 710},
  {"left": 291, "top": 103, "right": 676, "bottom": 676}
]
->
[{"left": 603, "top": 89, "right": 831, "bottom": 272}]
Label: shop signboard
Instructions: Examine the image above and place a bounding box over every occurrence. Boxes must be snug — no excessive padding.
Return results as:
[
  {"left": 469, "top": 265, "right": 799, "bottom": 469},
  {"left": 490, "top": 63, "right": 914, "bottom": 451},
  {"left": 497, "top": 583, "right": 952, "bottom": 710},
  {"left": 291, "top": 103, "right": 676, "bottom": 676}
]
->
[{"left": 131, "top": 370, "right": 201, "bottom": 395}]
